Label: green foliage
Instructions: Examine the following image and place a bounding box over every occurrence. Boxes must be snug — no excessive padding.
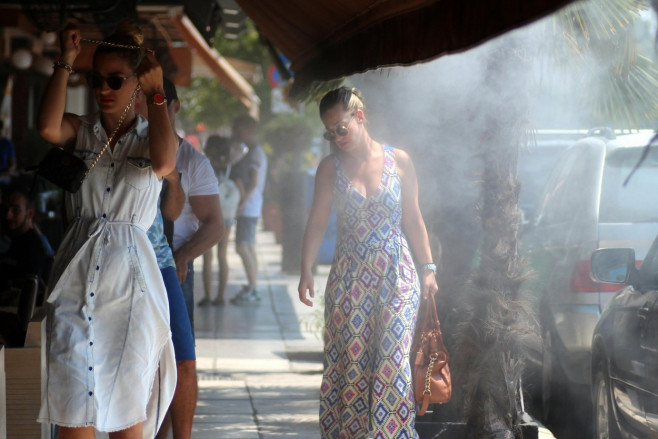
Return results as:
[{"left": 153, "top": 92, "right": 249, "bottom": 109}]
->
[
  {"left": 262, "top": 113, "right": 314, "bottom": 155},
  {"left": 177, "top": 77, "right": 248, "bottom": 131},
  {"left": 542, "top": 0, "right": 658, "bottom": 128},
  {"left": 177, "top": 19, "right": 274, "bottom": 131}
]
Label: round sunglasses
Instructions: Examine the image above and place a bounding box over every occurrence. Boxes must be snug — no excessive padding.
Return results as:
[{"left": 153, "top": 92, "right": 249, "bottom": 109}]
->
[
  {"left": 88, "top": 72, "right": 135, "bottom": 90},
  {"left": 323, "top": 114, "right": 355, "bottom": 141}
]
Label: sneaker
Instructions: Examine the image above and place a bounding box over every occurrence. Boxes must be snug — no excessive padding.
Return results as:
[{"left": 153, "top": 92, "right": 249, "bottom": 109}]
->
[
  {"left": 197, "top": 297, "right": 211, "bottom": 307},
  {"left": 230, "top": 288, "right": 261, "bottom": 304},
  {"left": 229, "top": 285, "right": 251, "bottom": 303}
]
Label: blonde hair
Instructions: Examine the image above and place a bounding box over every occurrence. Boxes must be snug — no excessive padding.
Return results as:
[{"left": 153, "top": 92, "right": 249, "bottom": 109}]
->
[{"left": 319, "top": 87, "right": 366, "bottom": 118}]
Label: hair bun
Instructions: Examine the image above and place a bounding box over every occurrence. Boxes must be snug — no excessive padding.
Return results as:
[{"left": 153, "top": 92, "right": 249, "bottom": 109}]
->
[{"left": 114, "top": 19, "right": 144, "bottom": 46}]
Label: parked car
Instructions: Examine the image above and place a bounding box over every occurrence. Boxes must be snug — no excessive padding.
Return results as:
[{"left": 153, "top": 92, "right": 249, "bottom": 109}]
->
[
  {"left": 518, "top": 132, "right": 581, "bottom": 224},
  {"left": 519, "top": 128, "right": 658, "bottom": 421},
  {"left": 590, "top": 235, "right": 658, "bottom": 438}
]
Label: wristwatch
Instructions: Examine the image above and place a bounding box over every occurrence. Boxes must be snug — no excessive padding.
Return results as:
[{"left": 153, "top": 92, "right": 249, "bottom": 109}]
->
[
  {"left": 148, "top": 92, "right": 167, "bottom": 106},
  {"left": 419, "top": 263, "right": 437, "bottom": 275}
]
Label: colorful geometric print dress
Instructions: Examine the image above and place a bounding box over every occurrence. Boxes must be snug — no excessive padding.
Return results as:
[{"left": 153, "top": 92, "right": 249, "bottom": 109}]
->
[{"left": 320, "top": 145, "right": 420, "bottom": 439}]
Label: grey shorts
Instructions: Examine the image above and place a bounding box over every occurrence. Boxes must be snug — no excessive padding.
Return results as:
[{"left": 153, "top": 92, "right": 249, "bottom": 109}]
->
[{"left": 235, "top": 216, "right": 258, "bottom": 244}]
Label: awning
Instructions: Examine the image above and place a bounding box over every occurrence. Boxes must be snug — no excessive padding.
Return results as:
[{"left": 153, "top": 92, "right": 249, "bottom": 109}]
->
[{"left": 236, "top": 0, "right": 578, "bottom": 95}]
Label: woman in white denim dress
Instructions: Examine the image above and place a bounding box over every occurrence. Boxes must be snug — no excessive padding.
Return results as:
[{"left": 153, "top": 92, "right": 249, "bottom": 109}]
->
[{"left": 36, "top": 23, "right": 178, "bottom": 439}]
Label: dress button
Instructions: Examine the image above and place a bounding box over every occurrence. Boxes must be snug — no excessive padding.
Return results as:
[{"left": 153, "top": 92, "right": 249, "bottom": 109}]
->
[
  {"left": 106, "top": 187, "right": 111, "bottom": 192},
  {"left": 89, "top": 341, "right": 93, "bottom": 346},
  {"left": 111, "top": 163, "right": 115, "bottom": 168},
  {"left": 89, "top": 367, "right": 93, "bottom": 371},
  {"left": 88, "top": 317, "right": 92, "bottom": 321},
  {"left": 96, "top": 266, "right": 100, "bottom": 271},
  {"left": 102, "top": 214, "right": 106, "bottom": 218},
  {"left": 89, "top": 391, "right": 93, "bottom": 396},
  {"left": 90, "top": 292, "right": 94, "bottom": 297}
]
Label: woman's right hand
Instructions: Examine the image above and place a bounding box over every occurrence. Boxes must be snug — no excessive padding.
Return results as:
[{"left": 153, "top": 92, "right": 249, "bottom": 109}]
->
[
  {"left": 298, "top": 271, "right": 315, "bottom": 307},
  {"left": 59, "top": 24, "right": 81, "bottom": 64}
]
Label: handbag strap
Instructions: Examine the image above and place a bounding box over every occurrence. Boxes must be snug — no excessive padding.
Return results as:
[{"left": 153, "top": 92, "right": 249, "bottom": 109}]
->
[
  {"left": 84, "top": 84, "right": 142, "bottom": 177},
  {"left": 422, "top": 291, "right": 440, "bottom": 329}
]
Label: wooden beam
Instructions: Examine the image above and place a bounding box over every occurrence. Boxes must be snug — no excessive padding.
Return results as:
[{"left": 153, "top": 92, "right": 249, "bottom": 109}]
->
[{"left": 171, "top": 13, "right": 259, "bottom": 117}]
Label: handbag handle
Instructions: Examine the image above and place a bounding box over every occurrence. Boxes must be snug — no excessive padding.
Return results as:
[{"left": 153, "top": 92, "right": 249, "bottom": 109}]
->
[
  {"left": 421, "top": 291, "right": 440, "bottom": 330},
  {"left": 84, "top": 84, "right": 142, "bottom": 177}
]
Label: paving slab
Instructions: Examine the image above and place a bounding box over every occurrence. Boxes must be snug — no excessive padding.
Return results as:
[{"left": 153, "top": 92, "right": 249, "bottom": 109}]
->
[{"left": 187, "top": 226, "right": 324, "bottom": 438}]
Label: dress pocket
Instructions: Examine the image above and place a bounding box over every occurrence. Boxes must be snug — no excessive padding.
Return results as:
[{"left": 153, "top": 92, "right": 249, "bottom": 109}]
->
[
  {"left": 125, "top": 156, "right": 153, "bottom": 190},
  {"left": 72, "top": 149, "right": 99, "bottom": 168},
  {"left": 128, "top": 245, "right": 148, "bottom": 298}
]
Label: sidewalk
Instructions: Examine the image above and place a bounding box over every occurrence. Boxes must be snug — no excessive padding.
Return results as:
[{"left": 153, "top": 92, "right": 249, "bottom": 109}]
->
[{"left": 189, "top": 225, "right": 327, "bottom": 438}]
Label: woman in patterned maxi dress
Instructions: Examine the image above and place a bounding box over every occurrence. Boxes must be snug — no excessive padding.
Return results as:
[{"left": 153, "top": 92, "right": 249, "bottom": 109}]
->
[
  {"left": 299, "top": 87, "right": 439, "bottom": 439},
  {"left": 35, "top": 24, "right": 178, "bottom": 439}
]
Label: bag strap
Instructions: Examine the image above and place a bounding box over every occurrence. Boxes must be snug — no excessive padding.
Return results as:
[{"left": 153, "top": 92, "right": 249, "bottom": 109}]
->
[
  {"left": 421, "top": 292, "right": 440, "bottom": 330},
  {"left": 84, "top": 84, "right": 141, "bottom": 177}
]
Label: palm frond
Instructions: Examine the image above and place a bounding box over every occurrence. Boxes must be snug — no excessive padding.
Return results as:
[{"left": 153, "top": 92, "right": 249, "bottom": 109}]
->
[{"left": 584, "top": 54, "right": 658, "bottom": 128}]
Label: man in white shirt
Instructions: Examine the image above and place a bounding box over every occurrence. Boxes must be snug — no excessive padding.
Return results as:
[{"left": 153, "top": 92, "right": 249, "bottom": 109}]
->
[
  {"left": 229, "top": 115, "right": 267, "bottom": 304},
  {"left": 158, "top": 78, "right": 224, "bottom": 438}
]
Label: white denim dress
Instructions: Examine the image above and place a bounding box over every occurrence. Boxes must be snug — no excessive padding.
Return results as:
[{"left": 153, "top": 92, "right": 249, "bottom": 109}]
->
[{"left": 38, "top": 113, "right": 176, "bottom": 435}]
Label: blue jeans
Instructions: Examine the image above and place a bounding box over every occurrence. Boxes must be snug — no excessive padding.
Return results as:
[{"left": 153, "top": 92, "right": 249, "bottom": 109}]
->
[
  {"left": 161, "top": 266, "right": 196, "bottom": 360},
  {"left": 180, "top": 260, "right": 195, "bottom": 340}
]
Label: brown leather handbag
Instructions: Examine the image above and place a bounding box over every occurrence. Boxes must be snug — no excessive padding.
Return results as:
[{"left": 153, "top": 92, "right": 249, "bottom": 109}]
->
[{"left": 412, "top": 292, "right": 452, "bottom": 415}]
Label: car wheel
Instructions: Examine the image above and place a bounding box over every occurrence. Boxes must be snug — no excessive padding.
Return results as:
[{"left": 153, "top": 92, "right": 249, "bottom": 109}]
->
[
  {"left": 541, "top": 330, "right": 566, "bottom": 423},
  {"left": 593, "top": 362, "right": 621, "bottom": 439}
]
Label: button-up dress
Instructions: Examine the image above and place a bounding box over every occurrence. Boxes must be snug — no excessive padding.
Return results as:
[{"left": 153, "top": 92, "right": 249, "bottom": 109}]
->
[{"left": 38, "top": 113, "right": 176, "bottom": 435}]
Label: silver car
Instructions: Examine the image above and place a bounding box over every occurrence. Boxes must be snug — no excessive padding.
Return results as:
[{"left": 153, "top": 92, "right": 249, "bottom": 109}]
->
[{"left": 520, "top": 129, "right": 658, "bottom": 422}]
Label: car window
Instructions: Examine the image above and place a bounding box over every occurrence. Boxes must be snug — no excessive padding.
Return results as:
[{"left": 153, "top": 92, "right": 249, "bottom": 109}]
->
[
  {"left": 639, "top": 238, "right": 658, "bottom": 288},
  {"left": 534, "top": 150, "right": 578, "bottom": 226},
  {"left": 535, "top": 146, "right": 597, "bottom": 225},
  {"left": 518, "top": 145, "right": 567, "bottom": 217},
  {"left": 599, "top": 147, "right": 658, "bottom": 223}
]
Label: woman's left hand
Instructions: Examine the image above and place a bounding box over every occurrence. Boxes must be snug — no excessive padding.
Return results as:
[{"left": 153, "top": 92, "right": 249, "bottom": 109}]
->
[
  {"left": 136, "top": 49, "right": 164, "bottom": 96},
  {"left": 420, "top": 270, "right": 438, "bottom": 300}
]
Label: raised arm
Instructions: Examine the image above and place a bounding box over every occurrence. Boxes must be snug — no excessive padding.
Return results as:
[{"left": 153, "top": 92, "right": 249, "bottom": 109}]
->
[
  {"left": 37, "top": 24, "right": 82, "bottom": 147},
  {"left": 136, "top": 52, "right": 177, "bottom": 177},
  {"left": 298, "top": 156, "right": 336, "bottom": 306},
  {"left": 396, "top": 149, "right": 438, "bottom": 300}
]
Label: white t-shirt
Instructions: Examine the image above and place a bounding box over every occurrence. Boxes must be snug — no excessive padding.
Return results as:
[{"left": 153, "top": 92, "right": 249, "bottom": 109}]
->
[
  {"left": 173, "top": 139, "right": 219, "bottom": 250},
  {"left": 239, "top": 145, "right": 267, "bottom": 218}
]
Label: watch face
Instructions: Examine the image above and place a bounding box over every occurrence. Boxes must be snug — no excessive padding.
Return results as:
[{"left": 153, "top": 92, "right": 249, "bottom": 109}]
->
[{"left": 152, "top": 93, "right": 165, "bottom": 104}]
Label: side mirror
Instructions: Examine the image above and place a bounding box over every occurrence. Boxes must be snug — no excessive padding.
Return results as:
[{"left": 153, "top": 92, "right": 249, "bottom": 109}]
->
[{"left": 590, "top": 248, "right": 636, "bottom": 284}]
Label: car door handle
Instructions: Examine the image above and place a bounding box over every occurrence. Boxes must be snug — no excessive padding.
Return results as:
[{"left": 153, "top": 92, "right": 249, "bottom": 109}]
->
[{"left": 638, "top": 305, "right": 651, "bottom": 320}]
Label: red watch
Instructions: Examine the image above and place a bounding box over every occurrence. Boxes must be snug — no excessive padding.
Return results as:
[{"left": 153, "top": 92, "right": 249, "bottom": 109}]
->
[{"left": 148, "top": 92, "right": 166, "bottom": 106}]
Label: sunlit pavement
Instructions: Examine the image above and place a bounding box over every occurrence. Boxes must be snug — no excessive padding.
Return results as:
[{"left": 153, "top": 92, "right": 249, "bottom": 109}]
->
[{"left": 190, "top": 225, "right": 326, "bottom": 438}]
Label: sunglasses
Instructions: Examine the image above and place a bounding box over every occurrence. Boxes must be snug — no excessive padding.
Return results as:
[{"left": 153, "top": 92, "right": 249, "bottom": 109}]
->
[
  {"left": 88, "top": 73, "right": 135, "bottom": 90},
  {"left": 323, "top": 114, "right": 355, "bottom": 141}
]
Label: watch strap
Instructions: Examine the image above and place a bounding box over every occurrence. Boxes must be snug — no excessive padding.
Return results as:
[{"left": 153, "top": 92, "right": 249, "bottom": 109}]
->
[{"left": 419, "top": 263, "right": 437, "bottom": 275}]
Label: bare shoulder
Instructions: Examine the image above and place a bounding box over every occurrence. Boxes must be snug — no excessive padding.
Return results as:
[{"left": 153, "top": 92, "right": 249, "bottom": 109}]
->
[
  {"left": 317, "top": 155, "right": 336, "bottom": 176},
  {"left": 392, "top": 147, "right": 414, "bottom": 177}
]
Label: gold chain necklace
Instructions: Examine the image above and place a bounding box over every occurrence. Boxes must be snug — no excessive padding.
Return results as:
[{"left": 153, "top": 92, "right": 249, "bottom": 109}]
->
[
  {"left": 80, "top": 37, "right": 141, "bottom": 51},
  {"left": 85, "top": 84, "right": 141, "bottom": 176}
]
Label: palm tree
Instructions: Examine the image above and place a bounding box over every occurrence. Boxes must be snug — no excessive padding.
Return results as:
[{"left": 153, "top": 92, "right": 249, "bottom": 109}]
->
[{"left": 450, "top": 1, "right": 653, "bottom": 438}]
